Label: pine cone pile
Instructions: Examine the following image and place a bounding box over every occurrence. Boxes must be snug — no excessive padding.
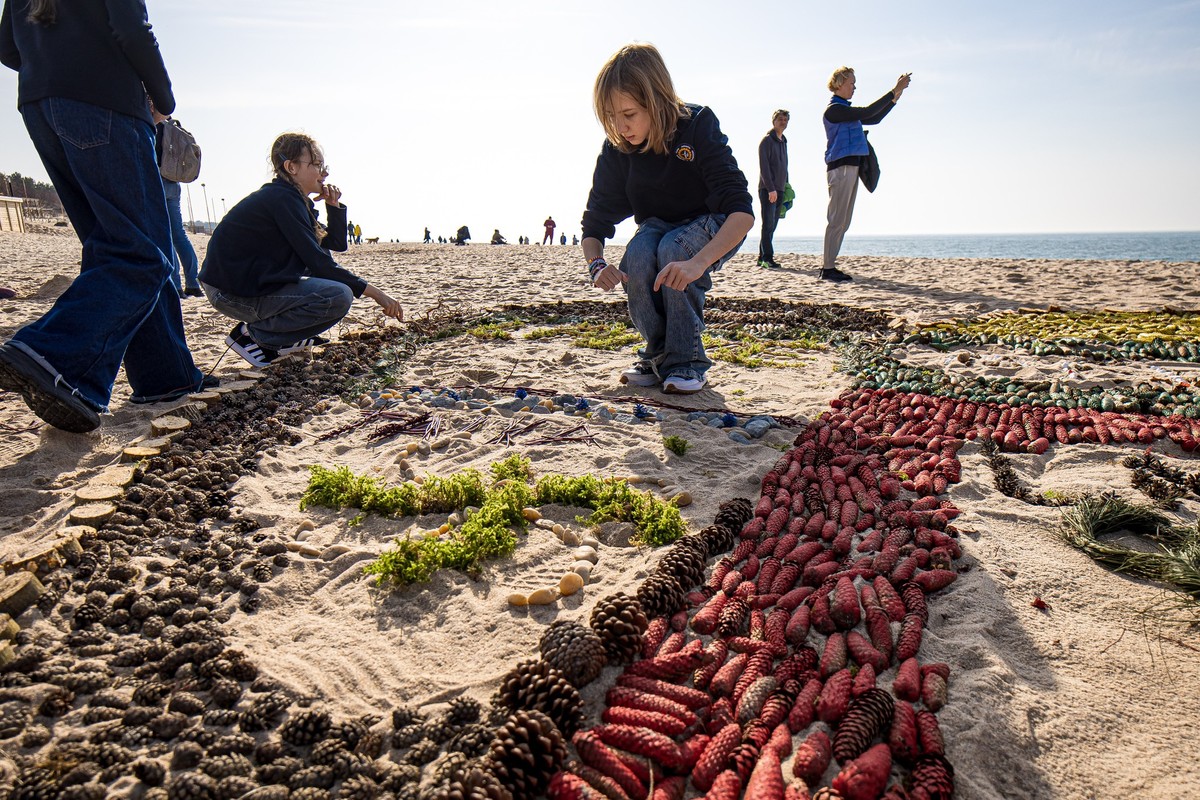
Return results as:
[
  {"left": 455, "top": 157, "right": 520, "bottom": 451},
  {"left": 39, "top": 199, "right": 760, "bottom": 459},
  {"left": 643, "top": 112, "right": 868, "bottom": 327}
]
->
[
  {"left": 655, "top": 540, "right": 708, "bottom": 590},
  {"left": 588, "top": 593, "right": 648, "bottom": 664},
  {"left": 538, "top": 621, "right": 607, "bottom": 687},
  {"left": 448, "top": 723, "right": 495, "bottom": 758},
  {"left": 909, "top": 754, "right": 955, "bottom": 800},
  {"left": 492, "top": 659, "right": 584, "bottom": 736},
  {"left": 483, "top": 710, "right": 567, "bottom": 798},
  {"left": 426, "top": 763, "right": 513, "bottom": 800},
  {"left": 698, "top": 524, "right": 736, "bottom": 557},
  {"left": 165, "top": 771, "right": 218, "bottom": 800},
  {"left": 446, "top": 696, "right": 484, "bottom": 727}
]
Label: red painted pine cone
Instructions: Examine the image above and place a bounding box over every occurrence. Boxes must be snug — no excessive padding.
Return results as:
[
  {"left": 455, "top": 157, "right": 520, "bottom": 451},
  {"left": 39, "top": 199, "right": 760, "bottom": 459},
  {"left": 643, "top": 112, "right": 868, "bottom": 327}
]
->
[
  {"left": 568, "top": 762, "right": 631, "bottom": 800},
  {"left": 572, "top": 729, "right": 647, "bottom": 800},
  {"left": 787, "top": 677, "right": 823, "bottom": 733},
  {"left": 888, "top": 700, "right": 920, "bottom": 764},
  {"left": 786, "top": 779, "right": 814, "bottom": 800},
  {"left": 626, "top": 640, "right": 713, "bottom": 681},
  {"left": 895, "top": 614, "right": 924, "bottom": 663},
  {"left": 847, "top": 631, "right": 888, "bottom": 673},
  {"left": 863, "top": 606, "right": 894, "bottom": 664},
  {"left": 692, "top": 592, "right": 730, "bottom": 635},
  {"left": 616, "top": 675, "right": 711, "bottom": 710},
  {"left": 546, "top": 770, "right": 605, "bottom": 800},
  {"left": 915, "top": 710, "right": 944, "bottom": 757},
  {"left": 791, "top": 729, "right": 832, "bottom": 785},
  {"left": 900, "top": 582, "right": 928, "bottom": 624},
  {"left": 892, "top": 658, "right": 921, "bottom": 703},
  {"left": 694, "top": 640, "right": 730, "bottom": 691},
  {"left": 920, "top": 672, "right": 948, "bottom": 712},
  {"left": 832, "top": 688, "right": 895, "bottom": 764},
  {"left": 601, "top": 706, "right": 689, "bottom": 737},
  {"left": 908, "top": 754, "right": 954, "bottom": 800},
  {"left": 704, "top": 769, "right": 742, "bottom": 800},
  {"left": 692, "top": 722, "right": 742, "bottom": 791},
  {"left": 649, "top": 775, "right": 687, "bottom": 800},
  {"left": 736, "top": 676, "right": 778, "bottom": 723},
  {"left": 832, "top": 743, "right": 892, "bottom": 800},
  {"left": 744, "top": 746, "right": 785, "bottom": 799},
  {"left": 592, "top": 724, "right": 685, "bottom": 770},
  {"left": 817, "top": 668, "right": 853, "bottom": 724},
  {"left": 820, "top": 631, "right": 849, "bottom": 679},
  {"left": 605, "top": 687, "right": 697, "bottom": 725}
]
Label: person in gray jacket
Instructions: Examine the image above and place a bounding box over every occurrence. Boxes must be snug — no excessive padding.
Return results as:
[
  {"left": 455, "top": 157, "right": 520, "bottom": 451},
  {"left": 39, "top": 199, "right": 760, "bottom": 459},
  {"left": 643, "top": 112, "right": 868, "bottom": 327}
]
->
[{"left": 757, "top": 109, "right": 788, "bottom": 269}]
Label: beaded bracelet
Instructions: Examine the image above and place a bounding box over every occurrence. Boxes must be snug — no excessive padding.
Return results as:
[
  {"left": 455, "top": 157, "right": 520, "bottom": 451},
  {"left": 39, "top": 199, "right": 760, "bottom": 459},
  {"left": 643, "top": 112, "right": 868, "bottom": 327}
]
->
[{"left": 587, "top": 258, "right": 608, "bottom": 281}]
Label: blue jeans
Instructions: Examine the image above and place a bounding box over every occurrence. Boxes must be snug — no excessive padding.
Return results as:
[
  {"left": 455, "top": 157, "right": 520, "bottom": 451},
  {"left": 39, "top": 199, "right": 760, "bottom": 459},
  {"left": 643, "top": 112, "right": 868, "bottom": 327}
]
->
[
  {"left": 163, "top": 180, "right": 200, "bottom": 291},
  {"left": 620, "top": 215, "right": 740, "bottom": 381},
  {"left": 11, "top": 98, "right": 201, "bottom": 410},
  {"left": 758, "top": 188, "right": 781, "bottom": 262},
  {"left": 203, "top": 277, "right": 353, "bottom": 348}
]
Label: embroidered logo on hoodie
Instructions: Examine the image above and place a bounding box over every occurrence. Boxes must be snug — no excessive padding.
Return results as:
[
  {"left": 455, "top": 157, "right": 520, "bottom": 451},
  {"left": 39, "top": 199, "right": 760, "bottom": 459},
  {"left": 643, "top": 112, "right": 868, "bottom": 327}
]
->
[{"left": 674, "top": 144, "right": 695, "bottom": 162}]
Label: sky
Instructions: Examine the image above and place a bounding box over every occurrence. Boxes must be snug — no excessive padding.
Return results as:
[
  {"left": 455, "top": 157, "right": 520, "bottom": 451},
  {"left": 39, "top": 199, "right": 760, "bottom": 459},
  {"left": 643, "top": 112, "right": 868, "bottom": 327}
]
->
[{"left": 2, "top": 0, "right": 1199, "bottom": 243}]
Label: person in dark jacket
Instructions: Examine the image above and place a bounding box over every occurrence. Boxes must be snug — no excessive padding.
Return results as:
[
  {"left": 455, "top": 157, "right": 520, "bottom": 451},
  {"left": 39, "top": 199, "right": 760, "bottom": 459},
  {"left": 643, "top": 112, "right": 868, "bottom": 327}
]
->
[
  {"left": 200, "top": 133, "right": 402, "bottom": 368},
  {"left": 757, "top": 108, "right": 789, "bottom": 269},
  {"left": 0, "top": 0, "right": 207, "bottom": 432},
  {"left": 581, "top": 43, "right": 753, "bottom": 395},
  {"left": 821, "top": 66, "right": 911, "bottom": 283}
]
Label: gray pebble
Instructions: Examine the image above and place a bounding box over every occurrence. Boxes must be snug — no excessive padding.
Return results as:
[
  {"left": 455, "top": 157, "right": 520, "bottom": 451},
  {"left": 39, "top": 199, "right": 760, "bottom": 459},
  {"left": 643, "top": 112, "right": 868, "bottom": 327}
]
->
[
  {"left": 430, "top": 396, "right": 456, "bottom": 408},
  {"left": 466, "top": 399, "right": 489, "bottom": 410},
  {"left": 614, "top": 413, "right": 641, "bottom": 424},
  {"left": 595, "top": 407, "right": 614, "bottom": 421},
  {"left": 744, "top": 419, "right": 771, "bottom": 438},
  {"left": 531, "top": 405, "right": 550, "bottom": 414},
  {"left": 707, "top": 417, "right": 726, "bottom": 428},
  {"left": 728, "top": 431, "right": 753, "bottom": 445},
  {"left": 471, "top": 387, "right": 493, "bottom": 400}
]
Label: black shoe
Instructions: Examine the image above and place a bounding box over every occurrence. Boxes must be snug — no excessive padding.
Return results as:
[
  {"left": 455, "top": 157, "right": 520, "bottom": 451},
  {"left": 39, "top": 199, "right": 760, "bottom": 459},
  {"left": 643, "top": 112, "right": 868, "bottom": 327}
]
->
[
  {"left": 130, "top": 374, "right": 219, "bottom": 404},
  {"left": 0, "top": 342, "right": 101, "bottom": 432},
  {"left": 225, "top": 323, "right": 279, "bottom": 368},
  {"left": 768, "top": 259, "right": 782, "bottom": 269},
  {"left": 818, "top": 268, "right": 853, "bottom": 283},
  {"left": 278, "top": 335, "right": 330, "bottom": 355},
  {"left": 183, "top": 287, "right": 205, "bottom": 298}
]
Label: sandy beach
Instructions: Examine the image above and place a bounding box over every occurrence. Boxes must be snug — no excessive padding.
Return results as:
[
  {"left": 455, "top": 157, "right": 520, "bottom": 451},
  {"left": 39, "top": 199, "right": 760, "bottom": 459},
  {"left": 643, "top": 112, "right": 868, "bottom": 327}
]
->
[{"left": 1, "top": 229, "right": 1199, "bottom": 800}]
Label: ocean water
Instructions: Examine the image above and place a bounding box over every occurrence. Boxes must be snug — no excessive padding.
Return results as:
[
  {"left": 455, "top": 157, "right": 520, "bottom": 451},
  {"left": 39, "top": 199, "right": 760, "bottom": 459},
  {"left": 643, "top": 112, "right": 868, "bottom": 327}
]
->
[{"left": 745, "top": 231, "right": 1200, "bottom": 262}]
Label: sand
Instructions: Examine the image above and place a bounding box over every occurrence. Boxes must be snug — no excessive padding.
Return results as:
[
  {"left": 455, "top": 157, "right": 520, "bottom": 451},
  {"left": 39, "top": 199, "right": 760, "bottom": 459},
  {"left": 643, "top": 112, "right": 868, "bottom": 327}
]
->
[{"left": 1, "top": 229, "right": 1199, "bottom": 799}]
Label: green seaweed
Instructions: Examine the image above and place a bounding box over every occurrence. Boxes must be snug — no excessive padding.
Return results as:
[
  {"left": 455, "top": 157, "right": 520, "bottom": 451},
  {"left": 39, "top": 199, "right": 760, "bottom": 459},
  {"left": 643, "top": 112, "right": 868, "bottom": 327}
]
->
[{"left": 663, "top": 435, "right": 690, "bottom": 456}]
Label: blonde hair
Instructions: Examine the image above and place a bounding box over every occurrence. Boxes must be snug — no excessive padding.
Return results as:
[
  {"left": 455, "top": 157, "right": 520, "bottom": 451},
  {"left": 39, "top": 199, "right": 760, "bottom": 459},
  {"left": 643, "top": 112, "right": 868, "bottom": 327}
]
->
[
  {"left": 270, "top": 132, "right": 325, "bottom": 240},
  {"left": 593, "top": 43, "right": 689, "bottom": 156},
  {"left": 772, "top": 109, "right": 790, "bottom": 123},
  {"left": 828, "top": 66, "right": 855, "bottom": 92}
]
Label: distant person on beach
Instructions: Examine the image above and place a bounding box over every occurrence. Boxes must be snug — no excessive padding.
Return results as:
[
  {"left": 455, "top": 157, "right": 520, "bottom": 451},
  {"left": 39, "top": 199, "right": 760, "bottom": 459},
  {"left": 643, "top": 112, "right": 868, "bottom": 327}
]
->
[
  {"left": 822, "top": 66, "right": 911, "bottom": 283},
  {"left": 348, "top": 219, "right": 354, "bottom": 241},
  {"left": 199, "top": 133, "right": 402, "bottom": 368},
  {"left": 0, "top": 0, "right": 208, "bottom": 432},
  {"left": 491, "top": 229, "right": 508, "bottom": 245},
  {"left": 543, "top": 215, "right": 556, "bottom": 245},
  {"left": 572, "top": 234, "right": 579, "bottom": 245},
  {"left": 455, "top": 225, "right": 470, "bottom": 245},
  {"left": 560, "top": 232, "right": 566, "bottom": 245},
  {"left": 353, "top": 223, "right": 362, "bottom": 244},
  {"left": 423, "top": 226, "right": 431, "bottom": 243},
  {"left": 757, "top": 108, "right": 789, "bottom": 269},
  {"left": 152, "top": 108, "right": 203, "bottom": 297},
  {"left": 581, "top": 43, "right": 753, "bottom": 395}
]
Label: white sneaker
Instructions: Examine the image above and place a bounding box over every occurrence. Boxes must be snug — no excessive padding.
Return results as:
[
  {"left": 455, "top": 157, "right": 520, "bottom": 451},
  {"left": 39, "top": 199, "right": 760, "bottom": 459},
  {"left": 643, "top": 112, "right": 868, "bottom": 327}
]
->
[
  {"left": 278, "top": 335, "right": 330, "bottom": 355},
  {"left": 663, "top": 374, "right": 707, "bottom": 394},
  {"left": 619, "top": 362, "right": 659, "bottom": 387}
]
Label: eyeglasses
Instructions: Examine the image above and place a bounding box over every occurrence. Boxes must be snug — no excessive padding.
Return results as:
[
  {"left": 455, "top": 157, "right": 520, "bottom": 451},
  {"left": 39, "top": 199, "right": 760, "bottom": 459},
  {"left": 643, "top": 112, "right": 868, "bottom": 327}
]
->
[{"left": 295, "top": 161, "right": 329, "bottom": 173}]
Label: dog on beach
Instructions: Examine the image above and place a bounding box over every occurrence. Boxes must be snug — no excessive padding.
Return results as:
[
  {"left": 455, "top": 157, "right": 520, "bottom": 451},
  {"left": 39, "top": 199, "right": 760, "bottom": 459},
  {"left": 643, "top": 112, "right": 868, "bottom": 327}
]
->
[{"left": 365, "top": 237, "right": 379, "bottom": 244}]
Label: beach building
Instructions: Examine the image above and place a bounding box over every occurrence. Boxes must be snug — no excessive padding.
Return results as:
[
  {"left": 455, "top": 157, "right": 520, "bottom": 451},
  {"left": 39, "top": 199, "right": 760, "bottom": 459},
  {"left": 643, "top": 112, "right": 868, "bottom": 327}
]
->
[{"left": 0, "top": 195, "right": 26, "bottom": 232}]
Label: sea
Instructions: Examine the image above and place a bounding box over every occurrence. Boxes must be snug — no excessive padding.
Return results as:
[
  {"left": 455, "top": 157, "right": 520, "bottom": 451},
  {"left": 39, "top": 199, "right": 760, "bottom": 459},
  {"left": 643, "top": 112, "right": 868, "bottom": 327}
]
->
[{"left": 742, "top": 231, "right": 1200, "bottom": 262}]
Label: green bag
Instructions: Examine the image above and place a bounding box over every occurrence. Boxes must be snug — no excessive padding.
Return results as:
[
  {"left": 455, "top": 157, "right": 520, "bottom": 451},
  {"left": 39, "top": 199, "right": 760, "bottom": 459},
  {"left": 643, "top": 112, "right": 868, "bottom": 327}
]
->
[{"left": 777, "top": 182, "right": 796, "bottom": 219}]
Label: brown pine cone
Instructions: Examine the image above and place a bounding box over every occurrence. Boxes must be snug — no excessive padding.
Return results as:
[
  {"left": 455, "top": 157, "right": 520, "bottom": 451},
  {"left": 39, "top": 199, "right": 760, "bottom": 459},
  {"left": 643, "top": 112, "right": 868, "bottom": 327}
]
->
[
  {"left": 539, "top": 621, "right": 608, "bottom": 688},
  {"left": 589, "top": 593, "right": 649, "bottom": 664},
  {"left": 636, "top": 573, "right": 687, "bottom": 619},
  {"left": 483, "top": 710, "right": 567, "bottom": 798},
  {"left": 832, "top": 687, "right": 895, "bottom": 764},
  {"left": 715, "top": 498, "right": 754, "bottom": 533},
  {"left": 491, "top": 659, "right": 585, "bottom": 736}
]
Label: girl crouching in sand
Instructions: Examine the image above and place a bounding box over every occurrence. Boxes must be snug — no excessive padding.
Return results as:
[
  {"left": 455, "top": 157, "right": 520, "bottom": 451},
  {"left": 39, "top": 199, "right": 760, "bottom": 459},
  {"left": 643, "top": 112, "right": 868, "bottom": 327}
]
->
[
  {"left": 581, "top": 43, "right": 754, "bottom": 394},
  {"left": 200, "top": 133, "right": 402, "bottom": 368}
]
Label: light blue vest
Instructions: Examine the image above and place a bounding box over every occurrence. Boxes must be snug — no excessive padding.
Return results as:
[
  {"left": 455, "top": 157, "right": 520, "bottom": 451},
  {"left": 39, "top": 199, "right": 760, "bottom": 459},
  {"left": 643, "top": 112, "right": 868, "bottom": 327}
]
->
[{"left": 824, "top": 96, "right": 869, "bottom": 164}]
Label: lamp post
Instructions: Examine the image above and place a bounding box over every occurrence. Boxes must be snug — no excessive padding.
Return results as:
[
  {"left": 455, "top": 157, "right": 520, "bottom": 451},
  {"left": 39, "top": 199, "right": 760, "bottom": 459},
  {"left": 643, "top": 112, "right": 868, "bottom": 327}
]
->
[
  {"left": 200, "top": 182, "right": 212, "bottom": 233},
  {"left": 221, "top": 198, "right": 227, "bottom": 218}
]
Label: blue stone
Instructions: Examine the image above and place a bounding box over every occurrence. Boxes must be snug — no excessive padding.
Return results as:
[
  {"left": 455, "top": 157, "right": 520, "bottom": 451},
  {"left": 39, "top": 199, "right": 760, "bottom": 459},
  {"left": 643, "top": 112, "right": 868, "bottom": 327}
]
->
[
  {"left": 595, "top": 407, "right": 614, "bottom": 421},
  {"left": 687, "top": 411, "right": 706, "bottom": 422},
  {"left": 707, "top": 417, "right": 725, "bottom": 428},
  {"left": 465, "top": 400, "right": 489, "bottom": 410},
  {"left": 744, "top": 419, "right": 771, "bottom": 438},
  {"left": 728, "top": 431, "right": 753, "bottom": 445}
]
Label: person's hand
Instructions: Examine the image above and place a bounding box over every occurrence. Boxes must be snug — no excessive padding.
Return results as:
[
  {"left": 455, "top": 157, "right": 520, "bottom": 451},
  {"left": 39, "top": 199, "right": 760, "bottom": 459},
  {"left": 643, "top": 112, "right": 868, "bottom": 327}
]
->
[
  {"left": 768, "top": 190, "right": 778, "bottom": 204},
  {"left": 653, "top": 257, "right": 708, "bottom": 292},
  {"left": 593, "top": 263, "right": 628, "bottom": 292},
  {"left": 318, "top": 183, "right": 342, "bottom": 207},
  {"left": 894, "top": 72, "right": 912, "bottom": 97},
  {"left": 373, "top": 292, "right": 403, "bottom": 320}
]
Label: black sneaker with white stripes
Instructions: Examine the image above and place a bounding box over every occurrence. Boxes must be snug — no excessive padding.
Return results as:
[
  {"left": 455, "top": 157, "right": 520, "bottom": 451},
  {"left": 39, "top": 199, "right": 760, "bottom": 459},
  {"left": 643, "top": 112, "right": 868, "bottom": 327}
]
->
[
  {"left": 225, "top": 323, "right": 279, "bottom": 368},
  {"left": 278, "top": 335, "right": 330, "bottom": 355}
]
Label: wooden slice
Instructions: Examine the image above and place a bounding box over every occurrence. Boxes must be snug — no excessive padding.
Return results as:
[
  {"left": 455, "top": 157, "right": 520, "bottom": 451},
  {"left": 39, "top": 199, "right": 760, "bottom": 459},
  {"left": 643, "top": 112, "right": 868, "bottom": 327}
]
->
[
  {"left": 54, "top": 530, "right": 86, "bottom": 562},
  {"left": 75, "top": 484, "right": 124, "bottom": 504},
  {"left": 0, "top": 613, "right": 19, "bottom": 641},
  {"left": 189, "top": 391, "right": 221, "bottom": 406},
  {"left": 122, "top": 445, "right": 161, "bottom": 461},
  {"left": 151, "top": 415, "right": 191, "bottom": 436},
  {"left": 93, "top": 465, "right": 136, "bottom": 487},
  {"left": 220, "top": 380, "right": 258, "bottom": 393},
  {"left": 238, "top": 370, "right": 265, "bottom": 381},
  {"left": 69, "top": 503, "right": 116, "bottom": 526},
  {"left": 0, "top": 571, "right": 45, "bottom": 618}
]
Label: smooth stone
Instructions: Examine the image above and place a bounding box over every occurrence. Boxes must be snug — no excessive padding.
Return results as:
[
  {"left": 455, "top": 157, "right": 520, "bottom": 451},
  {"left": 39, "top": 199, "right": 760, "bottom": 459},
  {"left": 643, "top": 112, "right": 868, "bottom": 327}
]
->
[
  {"left": 564, "top": 407, "right": 576, "bottom": 416},
  {"left": 707, "top": 417, "right": 726, "bottom": 428},
  {"left": 406, "top": 442, "right": 420, "bottom": 454},
  {"left": 595, "top": 407, "right": 614, "bottom": 421},
  {"left": 466, "top": 400, "right": 489, "bottom": 410},
  {"left": 522, "top": 508, "right": 542, "bottom": 521},
  {"left": 396, "top": 457, "right": 411, "bottom": 470},
  {"left": 471, "top": 387, "right": 492, "bottom": 400},
  {"left": 614, "top": 413, "right": 640, "bottom": 425},
  {"left": 581, "top": 535, "right": 600, "bottom": 549},
  {"left": 551, "top": 523, "right": 565, "bottom": 536},
  {"left": 744, "top": 420, "right": 770, "bottom": 439},
  {"left": 572, "top": 546, "right": 599, "bottom": 564},
  {"left": 527, "top": 588, "right": 558, "bottom": 605},
  {"left": 294, "top": 530, "right": 311, "bottom": 542},
  {"left": 558, "top": 572, "right": 585, "bottom": 596},
  {"left": 298, "top": 545, "right": 322, "bottom": 558},
  {"left": 671, "top": 491, "right": 694, "bottom": 507},
  {"left": 531, "top": 405, "right": 550, "bottom": 414},
  {"left": 431, "top": 438, "right": 451, "bottom": 450},
  {"left": 561, "top": 531, "right": 581, "bottom": 547},
  {"left": 430, "top": 396, "right": 455, "bottom": 408},
  {"left": 453, "top": 431, "right": 473, "bottom": 439},
  {"left": 729, "top": 431, "right": 753, "bottom": 445},
  {"left": 321, "top": 545, "right": 352, "bottom": 560},
  {"left": 687, "top": 411, "right": 706, "bottom": 421},
  {"left": 569, "top": 561, "right": 593, "bottom": 580},
  {"left": 417, "top": 441, "right": 432, "bottom": 455},
  {"left": 535, "top": 519, "right": 557, "bottom": 531}
]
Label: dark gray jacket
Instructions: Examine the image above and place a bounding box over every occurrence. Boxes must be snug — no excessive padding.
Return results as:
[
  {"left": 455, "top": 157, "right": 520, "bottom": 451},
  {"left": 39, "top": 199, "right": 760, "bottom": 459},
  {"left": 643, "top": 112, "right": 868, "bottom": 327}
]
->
[{"left": 758, "top": 130, "right": 788, "bottom": 194}]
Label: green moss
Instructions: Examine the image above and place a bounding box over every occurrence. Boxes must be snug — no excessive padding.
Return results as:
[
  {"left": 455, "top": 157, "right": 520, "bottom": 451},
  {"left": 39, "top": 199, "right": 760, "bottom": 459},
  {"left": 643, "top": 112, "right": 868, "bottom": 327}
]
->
[
  {"left": 522, "top": 321, "right": 641, "bottom": 351},
  {"left": 466, "top": 321, "right": 520, "bottom": 340},
  {"left": 491, "top": 453, "right": 533, "bottom": 484},
  {"left": 663, "top": 435, "right": 690, "bottom": 456}
]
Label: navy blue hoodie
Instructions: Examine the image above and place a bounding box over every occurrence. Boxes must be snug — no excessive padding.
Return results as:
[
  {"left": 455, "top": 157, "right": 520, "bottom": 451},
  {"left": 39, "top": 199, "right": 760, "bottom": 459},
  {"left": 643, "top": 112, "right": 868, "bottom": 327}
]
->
[
  {"left": 200, "top": 178, "right": 366, "bottom": 298},
  {"left": 581, "top": 104, "right": 753, "bottom": 242},
  {"left": 1, "top": 0, "right": 173, "bottom": 121}
]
